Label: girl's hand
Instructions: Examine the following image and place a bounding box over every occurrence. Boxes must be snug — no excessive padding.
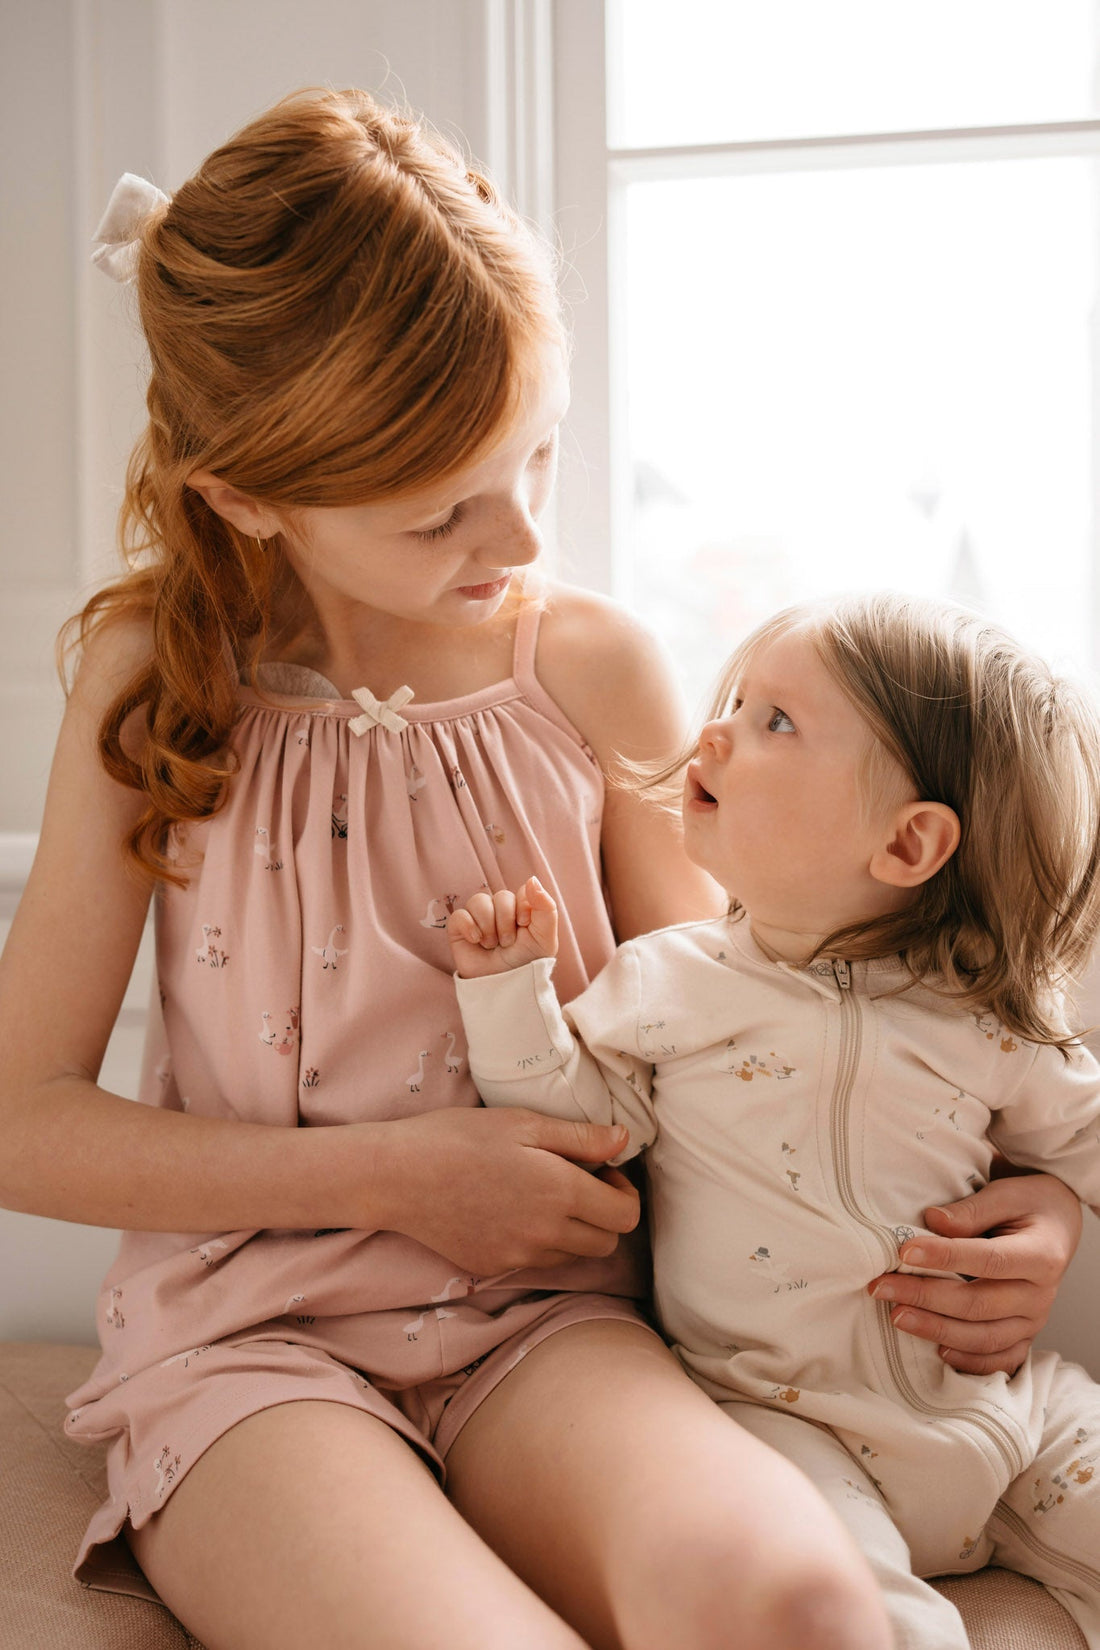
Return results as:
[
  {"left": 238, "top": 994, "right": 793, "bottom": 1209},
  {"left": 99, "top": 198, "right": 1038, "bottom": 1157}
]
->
[
  {"left": 868, "top": 1172, "right": 1082, "bottom": 1375},
  {"left": 375, "top": 1105, "right": 638, "bottom": 1275},
  {"left": 447, "top": 876, "right": 558, "bottom": 978}
]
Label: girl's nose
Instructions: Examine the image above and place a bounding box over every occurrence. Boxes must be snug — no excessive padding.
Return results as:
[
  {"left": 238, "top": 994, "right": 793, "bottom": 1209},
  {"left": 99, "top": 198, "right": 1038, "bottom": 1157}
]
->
[{"left": 476, "top": 497, "right": 542, "bottom": 570}]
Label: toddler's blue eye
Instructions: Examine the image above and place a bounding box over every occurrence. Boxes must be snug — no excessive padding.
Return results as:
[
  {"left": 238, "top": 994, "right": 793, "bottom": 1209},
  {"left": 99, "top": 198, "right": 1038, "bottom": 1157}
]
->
[{"left": 768, "top": 709, "right": 795, "bottom": 733}]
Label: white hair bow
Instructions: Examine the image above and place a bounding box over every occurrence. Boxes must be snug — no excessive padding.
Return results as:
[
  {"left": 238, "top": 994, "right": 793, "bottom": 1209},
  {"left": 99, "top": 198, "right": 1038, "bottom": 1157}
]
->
[
  {"left": 91, "top": 172, "right": 170, "bottom": 283},
  {"left": 349, "top": 684, "right": 415, "bottom": 736}
]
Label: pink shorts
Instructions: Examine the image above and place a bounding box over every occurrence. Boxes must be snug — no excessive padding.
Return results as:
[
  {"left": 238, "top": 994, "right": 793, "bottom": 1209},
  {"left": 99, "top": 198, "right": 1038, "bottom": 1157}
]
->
[{"left": 75, "top": 1291, "right": 653, "bottom": 1603}]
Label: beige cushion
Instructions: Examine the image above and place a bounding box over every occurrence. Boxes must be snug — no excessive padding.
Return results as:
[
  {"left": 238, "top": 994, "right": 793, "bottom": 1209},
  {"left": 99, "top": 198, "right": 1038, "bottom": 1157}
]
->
[
  {"left": 0, "top": 1341, "right": 1086, "bottom": 1649},
  {"left": 0, "top": 1342, "right": 204, "bottom": 1650},
  {"left": 932, "top": 1568, "right": 1086, "bottom": 1649}
]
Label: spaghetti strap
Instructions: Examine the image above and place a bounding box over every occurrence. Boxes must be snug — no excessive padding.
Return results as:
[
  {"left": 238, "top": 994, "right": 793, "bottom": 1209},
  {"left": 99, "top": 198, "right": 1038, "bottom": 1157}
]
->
[{"left": 511, "top": 596, "right": 544, "bottom": 691}]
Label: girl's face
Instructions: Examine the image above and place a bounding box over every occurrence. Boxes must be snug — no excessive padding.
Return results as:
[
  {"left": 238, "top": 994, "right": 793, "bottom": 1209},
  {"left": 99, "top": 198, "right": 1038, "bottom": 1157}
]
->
[
  {"left": 272, "top": 353, "right": 570, "bottom": 632},
  {"left": 682, "top": 624, "right": 915, "bottom": 956}
]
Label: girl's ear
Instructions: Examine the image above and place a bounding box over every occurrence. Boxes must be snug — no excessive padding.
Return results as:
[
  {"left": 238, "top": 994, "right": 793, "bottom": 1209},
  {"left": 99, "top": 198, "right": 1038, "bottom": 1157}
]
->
[
  {"left": 870, "top": 801, "right": 960, "bottom": 890},
  {"left": 186, "top": 469, "right": 283, "bottom": 538}
]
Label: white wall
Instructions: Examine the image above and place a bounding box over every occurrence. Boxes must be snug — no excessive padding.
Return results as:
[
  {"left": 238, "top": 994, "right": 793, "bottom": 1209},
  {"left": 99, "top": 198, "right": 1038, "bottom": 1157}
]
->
[
  {"left": 0, "top": 0, "right": 535, "bottom": 834},
  {"left": 0, "top": 0, "right": 554, "bottom": 1343}
]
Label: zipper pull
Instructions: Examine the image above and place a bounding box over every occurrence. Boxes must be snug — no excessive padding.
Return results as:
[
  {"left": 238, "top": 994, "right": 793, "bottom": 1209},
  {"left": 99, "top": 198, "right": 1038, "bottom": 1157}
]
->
[{"left": 832, "top": 958, "right": 851, "bottom": 990}]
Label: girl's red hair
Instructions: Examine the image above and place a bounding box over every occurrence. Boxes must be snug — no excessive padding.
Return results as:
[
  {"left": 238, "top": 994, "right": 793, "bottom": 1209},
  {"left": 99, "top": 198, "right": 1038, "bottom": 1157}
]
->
[{"left": 69, "top": 87, "right": 563, "bottom": 882}]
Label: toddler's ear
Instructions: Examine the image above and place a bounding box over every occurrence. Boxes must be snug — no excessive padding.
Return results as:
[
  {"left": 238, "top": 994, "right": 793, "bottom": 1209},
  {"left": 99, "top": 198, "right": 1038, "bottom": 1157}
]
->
[{"left": 870, "top": 801, "right": 960, "bottom": 890}]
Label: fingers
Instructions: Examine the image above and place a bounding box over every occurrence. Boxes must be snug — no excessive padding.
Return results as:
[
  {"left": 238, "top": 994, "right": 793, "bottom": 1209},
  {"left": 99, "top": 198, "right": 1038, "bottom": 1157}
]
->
[
  {"left": 871, "top": 1269, "right": 1038, "bottom": 1322},
  {"left": 875, "top": 1295, "right": 1036, "bottom": 1357},
  {"left": 939, "top": 1341, "right": 1032, "bottom": 1377},
  {"left": 530, "top": 1113, "right": 631, "bottom": 1166},
  {"left": 927, "top": 1172, "right": 1082, "bottom": 1253},
  {"left": 446, "top": 890, "right": 515, "bottom": 949}
]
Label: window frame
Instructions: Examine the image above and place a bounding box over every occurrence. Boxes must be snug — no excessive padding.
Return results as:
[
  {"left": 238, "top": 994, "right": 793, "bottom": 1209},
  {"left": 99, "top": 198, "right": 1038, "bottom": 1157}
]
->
[{"left": 551, "top": 0, "right": 1100, "bottom": 660}]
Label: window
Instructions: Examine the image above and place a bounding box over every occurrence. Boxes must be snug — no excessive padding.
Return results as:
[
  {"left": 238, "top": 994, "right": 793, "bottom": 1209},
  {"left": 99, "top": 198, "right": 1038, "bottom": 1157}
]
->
[{"left": 553, "top": 0, "right": 1100, "bottom": 709}]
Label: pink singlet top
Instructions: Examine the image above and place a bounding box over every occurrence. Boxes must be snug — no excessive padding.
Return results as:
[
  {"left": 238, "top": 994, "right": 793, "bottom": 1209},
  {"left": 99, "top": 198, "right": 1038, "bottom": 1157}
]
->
[{"left": 66, "top": 600, "right": 648, "bottom": 1594}]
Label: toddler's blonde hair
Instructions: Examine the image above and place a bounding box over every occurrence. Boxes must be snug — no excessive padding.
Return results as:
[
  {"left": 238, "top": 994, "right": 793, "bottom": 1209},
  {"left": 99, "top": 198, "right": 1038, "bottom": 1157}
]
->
[{"left": 709, "top": 592, "right": 1100, "bottom": 1048}]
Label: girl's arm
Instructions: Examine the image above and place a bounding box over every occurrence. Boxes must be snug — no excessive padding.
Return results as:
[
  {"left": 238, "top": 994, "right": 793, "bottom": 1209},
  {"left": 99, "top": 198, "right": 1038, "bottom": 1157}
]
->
[
  {"left": 0, "top": 624, "right": 638, "bottom": 1272},
  {"left": 535, "top": 584, "right": 725, "bottom": 940}
]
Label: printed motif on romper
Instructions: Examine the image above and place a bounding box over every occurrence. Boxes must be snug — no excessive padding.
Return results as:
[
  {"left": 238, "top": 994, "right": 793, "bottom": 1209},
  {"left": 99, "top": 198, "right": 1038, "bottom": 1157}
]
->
[
  {"left": 195, "top": 922, "right": 229, "bottom": 968},
  {"left": 638, "top": 1019, "right": 677, "bottom": 1058},
  {"left": 403, "top": 1275, "right": 478, "bottom": 1341},
  {"left": 958, "top": 1534, "right": 982, "bottom": 1560},
  {"left": 312, "top": 924, "right": 348, "bottom": 970},
  {"left": 189, "top": 1239, "right": 229, "bottom": 1267},
  {"left": 1031, "top": 1428, "right": 1098, "bottom": 1513},
  {"left": 301, "top": 1066, "right": 320, "bottom": 1089},
  {"left": 780, "top": 1139, "right": 802, "bottom": 1194},
  {"left": 154, "top": 1444, "right": 182, "bottom": 1500},
  {"left": 916, "top": 1089, "right": 967, "bottom": 1141},
  {"left": 858, "top": 1443, "right": 884, "bottom": 1495},
  {"left": 420, "top": 894, "right": 459, "bottom": 930},
  {"left": 331, "top": 793, "right": 348, "bottom": 838},
  {"left": 722, "top": 1036, "right": 796, "bottom": 1082},
  {"left": 253, "top": 825, "right": 283, "bottom": 870},
  {"left": 770, "top": 1385, "right": 801, "bottom": 1405},
  {"left": 104, "top": 1287, "right": 125, "bottom": 1329},
  {"left": 407, "top": 763, "right": 427, "bottom": 802},
  {"left": 483, "top": 819, "right": 506, "bottom": 844},
  {"left": 259, "top": 1008, "right": 300, "bottom": 1055},
  {"left": 747, "top": 1246, "right": 809, "bottom": 1292},
  {"left": 971, "top": 1011, "right": 1019, "bottom": 1053}
]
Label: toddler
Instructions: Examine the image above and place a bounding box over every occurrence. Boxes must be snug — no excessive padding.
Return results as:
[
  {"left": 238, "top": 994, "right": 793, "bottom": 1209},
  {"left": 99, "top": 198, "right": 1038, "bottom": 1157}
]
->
[{"left": 449, "top": 591, "right": 1100, "bottom": 1649}]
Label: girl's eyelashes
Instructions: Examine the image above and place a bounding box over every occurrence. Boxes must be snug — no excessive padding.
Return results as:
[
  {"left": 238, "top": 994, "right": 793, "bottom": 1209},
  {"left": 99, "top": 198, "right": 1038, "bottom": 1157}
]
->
[
  {"left": 768, "top": 708, "right": 796, "bottom": 733},
  {"left": 414, "top": 503, "right": 464, "bottom": 542}
]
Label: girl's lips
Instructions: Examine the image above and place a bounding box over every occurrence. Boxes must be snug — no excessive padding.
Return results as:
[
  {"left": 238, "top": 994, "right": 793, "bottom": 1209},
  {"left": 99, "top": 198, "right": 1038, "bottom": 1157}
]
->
[{"left": 455, "top": 574, "right": 511, "bottom": 600}]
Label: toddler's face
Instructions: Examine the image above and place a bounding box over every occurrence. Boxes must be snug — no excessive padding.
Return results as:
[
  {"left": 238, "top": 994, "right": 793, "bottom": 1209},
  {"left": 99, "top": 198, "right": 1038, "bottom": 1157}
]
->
[{"left": 682, "top": 624, "right": 914, "bottom": 957}]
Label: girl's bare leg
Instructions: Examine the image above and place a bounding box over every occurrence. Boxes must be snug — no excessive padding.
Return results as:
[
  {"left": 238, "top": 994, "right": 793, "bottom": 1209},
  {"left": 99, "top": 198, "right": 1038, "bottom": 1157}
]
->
[
  {"left": 446, "top": 1322, "right": 894, "bottom": 1650},
  {"left": 127, "top": 1400, "right": 588, "bottom": 1650}
]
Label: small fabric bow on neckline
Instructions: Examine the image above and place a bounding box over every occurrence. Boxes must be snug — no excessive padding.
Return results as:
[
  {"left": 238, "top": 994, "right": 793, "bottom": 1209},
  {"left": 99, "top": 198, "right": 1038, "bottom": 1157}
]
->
[
  {"left": 349, "top": 685, "right": 415, "bottom": 736},
  {"left": 91, "top": 172, "right": 170, "bottom": 284}
]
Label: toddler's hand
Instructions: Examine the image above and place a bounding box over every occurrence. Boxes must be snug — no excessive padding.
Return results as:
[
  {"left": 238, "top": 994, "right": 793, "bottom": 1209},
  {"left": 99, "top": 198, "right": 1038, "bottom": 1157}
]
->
[{"left": 447, "top": 875, "right": 559, "bottom": 978}]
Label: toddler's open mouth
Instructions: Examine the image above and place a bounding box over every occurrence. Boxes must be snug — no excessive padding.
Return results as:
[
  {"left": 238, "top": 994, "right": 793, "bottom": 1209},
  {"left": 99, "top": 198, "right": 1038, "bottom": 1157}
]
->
[{"left": 686, "top": 763, "right": 717, "bottom": 808}]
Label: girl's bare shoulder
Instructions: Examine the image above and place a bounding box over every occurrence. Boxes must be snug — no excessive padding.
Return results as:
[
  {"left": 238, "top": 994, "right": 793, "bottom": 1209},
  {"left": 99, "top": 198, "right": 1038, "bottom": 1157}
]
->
[{"left": 534, "top": 580, "right": 688, "bottom": 760}]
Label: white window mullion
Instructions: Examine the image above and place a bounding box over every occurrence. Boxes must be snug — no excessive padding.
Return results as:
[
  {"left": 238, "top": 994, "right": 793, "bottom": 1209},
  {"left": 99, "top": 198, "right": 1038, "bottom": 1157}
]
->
[{"left": 551, "top": 0, "right": 616, "bottom": 592}]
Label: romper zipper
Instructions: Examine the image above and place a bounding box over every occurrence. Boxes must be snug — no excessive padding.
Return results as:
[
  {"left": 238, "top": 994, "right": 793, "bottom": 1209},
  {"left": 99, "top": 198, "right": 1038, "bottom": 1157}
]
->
[{"left": 825, "top": 958, "right": 1026, "bottom": 1480}]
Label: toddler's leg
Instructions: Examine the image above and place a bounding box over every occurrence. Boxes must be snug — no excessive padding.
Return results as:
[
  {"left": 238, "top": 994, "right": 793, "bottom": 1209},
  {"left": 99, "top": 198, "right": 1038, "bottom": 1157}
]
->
[
  {"left": 721, "top": 1399, "right": 970, "bottom": 1650},
  {"left": 991, "top": 1359, "right": 1100, "bottom": 1648},
  {"left": 446, "top": 1320, "right": 893, "bottom": 1650}
]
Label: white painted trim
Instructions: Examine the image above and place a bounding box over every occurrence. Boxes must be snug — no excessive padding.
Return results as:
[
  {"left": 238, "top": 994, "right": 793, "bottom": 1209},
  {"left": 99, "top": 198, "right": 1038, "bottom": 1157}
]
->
[
  {"left": 551, "top": 0, "right": 614, "bottom": 593},
  {"left": 484, "top": 0, "right": 555, "bottom": 232},
  {"left": 610, "top": 119, "right": 1100, "bottom": 183}
]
